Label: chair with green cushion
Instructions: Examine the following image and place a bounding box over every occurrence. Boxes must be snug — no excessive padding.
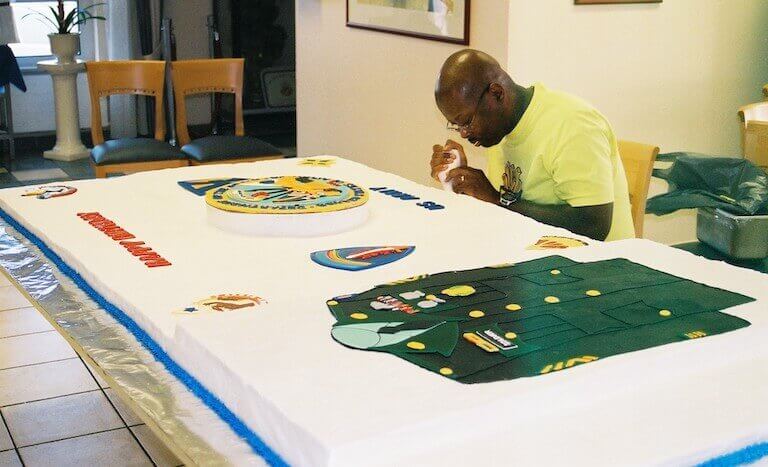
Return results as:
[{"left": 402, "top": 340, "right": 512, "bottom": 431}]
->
[
  {"left": 86, "top": 60, "right": 187, "bottom": 177},
  {"left": 170, "top": 58, "right": 283, "bottom": 165}
]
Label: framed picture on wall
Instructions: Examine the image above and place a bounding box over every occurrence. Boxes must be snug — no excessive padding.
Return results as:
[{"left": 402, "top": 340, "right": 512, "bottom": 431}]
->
[
  {"left": 347, "top": 0, "right": 470, "bottom": 45},
  {"left": 261, "top": 68, "right": 296, "bottom": 109},
  {"left": 575, "top": 0, "right": 661, "bottom": 4}
]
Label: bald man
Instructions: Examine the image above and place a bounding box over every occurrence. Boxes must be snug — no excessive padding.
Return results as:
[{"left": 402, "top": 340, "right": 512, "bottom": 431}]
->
[{"left": 430, "top": 49, "right": 634, "bottom": 241}]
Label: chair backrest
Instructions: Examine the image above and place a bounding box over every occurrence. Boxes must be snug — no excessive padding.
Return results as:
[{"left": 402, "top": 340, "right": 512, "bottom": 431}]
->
[
  {"left": 170, "top": 59, "right": 245, "bottom": 146},
  {"left": 743, "top": 120, "right": 768, "bottom": 171},
  {"left": 738, "top": 102, "right": 768, "bottom": 158},
  {"left": 739, "top": 101, "right": 768, "bottom": 126},
  {"left": 85, "top": 61, "right": 167, "bottom": 145},
  {"left": 617, "top": 140, "right": 659, "bottom": 238}
]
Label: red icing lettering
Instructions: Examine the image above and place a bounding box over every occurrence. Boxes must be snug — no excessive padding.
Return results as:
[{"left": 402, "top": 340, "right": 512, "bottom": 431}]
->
[{"left": 77, "top": 213, "right": 170, "bottom": 269}]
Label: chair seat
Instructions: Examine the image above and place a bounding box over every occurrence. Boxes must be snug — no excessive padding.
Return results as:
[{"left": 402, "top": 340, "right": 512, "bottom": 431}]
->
[
  {"left": 180, "top": 135, "right": 282, "bottom": 162},
  {"left": 91, "top": 138, "right": 186, "bottom": 165}
]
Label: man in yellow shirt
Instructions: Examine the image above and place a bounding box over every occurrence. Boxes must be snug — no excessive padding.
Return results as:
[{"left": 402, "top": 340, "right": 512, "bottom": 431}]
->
[{"left": 431, "top": 49, "right": 634, "bottom": 241}]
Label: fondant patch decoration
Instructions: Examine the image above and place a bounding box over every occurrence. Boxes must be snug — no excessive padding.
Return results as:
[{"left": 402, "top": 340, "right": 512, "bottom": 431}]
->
[
  {"left": 178, "top": 178, "right": 246, "bottom": 196},
  {"left": 206, "top": 176, "right": 368, "bottom": 214},
  {"left": 174, "top": 294, "right": 266, "bottom": 315},
  {"left": 527, "top": 236, "right": 589, "bottom": 250},
  {"left": 326, "top": 256, "right": 754, "bottom": 384},
  {"left": 310, "top": 246, "right": 415, "bottom": 271},
  {"left": 22, "top": 185, "right": 77, "bottom": 199},
  {"left": 298, "top": 158, "right": 336, "bottom": 167}
]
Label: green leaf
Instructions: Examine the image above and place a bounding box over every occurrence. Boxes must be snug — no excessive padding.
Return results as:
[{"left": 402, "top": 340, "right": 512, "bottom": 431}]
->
[
  {"left": 22, "top": 11, "right": 60, "bottom": 33},
  {"left": 81, "top": 3, "right": 107, "bottom": 11}
]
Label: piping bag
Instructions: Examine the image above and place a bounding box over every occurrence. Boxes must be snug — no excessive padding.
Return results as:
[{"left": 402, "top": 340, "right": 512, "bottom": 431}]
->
[{"left": 437, "top": 149, "right": 466, "bottom": 191}]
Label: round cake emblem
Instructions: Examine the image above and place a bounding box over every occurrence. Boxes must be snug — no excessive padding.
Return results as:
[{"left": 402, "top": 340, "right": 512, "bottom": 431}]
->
[{"left": 205, "top": 176, "right": 368, "bottom": 214}]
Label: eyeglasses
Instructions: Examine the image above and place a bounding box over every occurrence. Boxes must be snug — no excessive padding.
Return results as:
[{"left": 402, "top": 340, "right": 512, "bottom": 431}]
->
[{"left": 446, "top": 84, "right": 490, "bottom": 133}]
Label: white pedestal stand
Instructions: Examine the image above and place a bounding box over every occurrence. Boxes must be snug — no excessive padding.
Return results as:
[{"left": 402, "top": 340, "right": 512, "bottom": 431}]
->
[{"left": 37, "top": 59, "right": 90, "bottom": 161}]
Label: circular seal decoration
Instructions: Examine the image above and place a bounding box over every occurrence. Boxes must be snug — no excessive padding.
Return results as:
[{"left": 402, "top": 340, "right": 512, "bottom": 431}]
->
[{"left": 205, "top": 176, "right": 368, "bottom": 214}]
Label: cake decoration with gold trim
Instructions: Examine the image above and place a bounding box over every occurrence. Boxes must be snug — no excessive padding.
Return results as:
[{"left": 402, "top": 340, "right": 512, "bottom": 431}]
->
[{"left": 205, "top": 176, "right": 368, "bottom": 214}]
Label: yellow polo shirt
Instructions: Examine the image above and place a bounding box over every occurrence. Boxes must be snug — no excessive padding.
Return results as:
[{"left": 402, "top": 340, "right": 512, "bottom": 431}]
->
[{"left": 486, "top": 83, "right": 635, "bottom": 241}]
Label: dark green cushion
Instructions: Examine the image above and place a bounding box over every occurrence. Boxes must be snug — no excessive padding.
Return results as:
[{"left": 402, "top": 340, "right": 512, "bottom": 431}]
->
[
  {"left": 180, "top": 135, "right": 282, "bottom": 162},
  {"left": 91, "top": 138, "right": 185, "bottom": 165}
]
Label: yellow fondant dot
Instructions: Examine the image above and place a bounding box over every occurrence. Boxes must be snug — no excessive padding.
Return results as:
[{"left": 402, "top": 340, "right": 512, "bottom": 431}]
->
[
  {"left": 442, "top": 285, "right": 476, "bottom": 297},
  {"left": 544, "top": 296, "right": 560, "bottom": 304},
  {"left": 439, "top": 367, "right": 454, "bottom": 376},
  {"left": 469, "top": 310, "right": 485, "bottom": 318},
  {"left": 426, "top": 294, "right": 438, "bottom": 301},
  {"left": 586, "top": 290, "right": 601, "bottom": 297},
  {"left": 551, "top": 269, "right": 561, "bottom": 275},
  {"left": 407, "top": 341, "right": 426, "bottom": 350},
  {"left": 505, "top": 332, "right": 517, "bottom": 340},
  {"left": 327, "top": 300, "right": 338, "bottom": 306},
  {"left": 350, "top": 313, "right": 368, "bottom": 320},
  {"left": 505, "top": 304, "right": 522, "bottom": 311},
  {"left": 659, "top": 309, "right": 672, "bottom": 317}
]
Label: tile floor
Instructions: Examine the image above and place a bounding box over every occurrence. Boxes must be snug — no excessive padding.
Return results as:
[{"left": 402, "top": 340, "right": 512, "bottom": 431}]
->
[{"left": 0, "top": 268, "right": 183, "bottom": 466}]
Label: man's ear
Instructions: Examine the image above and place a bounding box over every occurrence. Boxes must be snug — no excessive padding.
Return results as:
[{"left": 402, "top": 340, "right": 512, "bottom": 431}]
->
[{"left": 488, "top": 83, "right": 504, "bottom": 102}]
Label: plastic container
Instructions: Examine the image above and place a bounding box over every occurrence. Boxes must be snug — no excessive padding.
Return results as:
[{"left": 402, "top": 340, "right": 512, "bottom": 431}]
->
[{"left": 697, "top": 207, "right": 768, "bottom": 259}]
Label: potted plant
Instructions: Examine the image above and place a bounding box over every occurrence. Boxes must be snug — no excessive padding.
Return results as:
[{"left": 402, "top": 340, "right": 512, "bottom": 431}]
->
[{"left": 23, "top": 0, "right": 105, "bottom": 64}]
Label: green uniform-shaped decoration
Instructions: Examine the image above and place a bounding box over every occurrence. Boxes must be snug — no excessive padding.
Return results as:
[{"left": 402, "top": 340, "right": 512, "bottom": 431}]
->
[{"left": 326, "top": 256, "right": 753, "bottom": 384}]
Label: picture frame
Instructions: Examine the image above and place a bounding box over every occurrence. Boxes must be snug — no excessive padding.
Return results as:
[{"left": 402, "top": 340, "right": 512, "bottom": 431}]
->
[
  {"left": 346, "top": 0, "right": 470, "bottom": 45},
  {"left": 575, "top": 0, "right": 661, "bottom": 4},
  {"left": 260, "top": 67, "right": 296, "bottom": 109}
]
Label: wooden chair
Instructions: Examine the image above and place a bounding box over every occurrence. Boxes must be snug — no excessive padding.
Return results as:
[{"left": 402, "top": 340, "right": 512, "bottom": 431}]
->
[
  {"left": 618, "top": 140, "right": 660, "bottom": 238},
  {"left": 738, "top": 102, "right": 768, "bottom": 171},
  {"left": 86, "top": 60, "right": 187, "bottom": 178},
  {"left": 170, "top": 59, "right": 283, "bottom": 165}
]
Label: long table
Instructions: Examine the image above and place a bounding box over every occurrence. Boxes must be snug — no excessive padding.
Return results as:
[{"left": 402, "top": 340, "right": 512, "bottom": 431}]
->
[{"left": 0, "top": 157, "right": 766, "bottom": 466}]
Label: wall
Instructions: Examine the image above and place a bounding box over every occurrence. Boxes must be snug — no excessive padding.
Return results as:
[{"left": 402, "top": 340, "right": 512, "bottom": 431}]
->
[
  {"left": 296, "top": 0, "right": 510, "bottom": 186},
  {"left": 507, "top": 0, "right": 768, "bottom": 156},
  {"left": 506, "top": 0, "right": 768, "bottom": 244}
]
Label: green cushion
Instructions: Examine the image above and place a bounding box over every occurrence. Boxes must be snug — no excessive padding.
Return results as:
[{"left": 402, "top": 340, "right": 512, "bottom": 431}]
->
[
  {"left": 180, "top": 135, "right": 282, "bottom": 162},
  {"left": 91, "top": 138, "right": 186, "bottom": 165}
]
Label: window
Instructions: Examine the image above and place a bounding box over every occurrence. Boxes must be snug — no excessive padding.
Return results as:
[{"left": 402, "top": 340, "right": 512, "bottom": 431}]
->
[{"left": 8, "top": 1, "right": 78, "bottom": 59}]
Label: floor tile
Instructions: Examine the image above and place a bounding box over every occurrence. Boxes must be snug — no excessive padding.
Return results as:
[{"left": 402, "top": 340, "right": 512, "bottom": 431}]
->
[
  {"left": 0, "top": 307, "right": 53, "bottom": 339},
  {"left": 0, "top": 273, "right": 10, "bottom": 288},
  {"left": 0, "top": 287, "right": 31, "bottom": 312},
  {"left": 10, "top": 155, "right": 59, "bottom": 172},
  {"left": 104, "top": 389, "right": 143, "bottom": 427},
  {"left": 55, "top": 160, "right": 93, "bottom": 179},
  {"left": 18, "top": 428, "right": 152, "bottom": 467},
  {"left": 11, "top": 168, "right": 69, "bottom": 183},
  {"left": 0, "top": 416, "right": 12, "bottom": 451},
  {"left": 0, "top": 359, "right": 98, "bottom": 406},
  {"left": 131, "top": 425, "right": 183, "bottom": 467},
  {"left": 0, "top": 332, "right": 76, "bottom": 370},
  {"left": 3, "top": 391, "right": 123, "bottom": 447},
  {"left": 0, "top": 450, "right": 22, "bottom": 466},
  {"left": 82, "top": 358, "right": 109, "bottom": 389},
  {"left": 0, "top": 173, "right": 21, "bottom": 189}
]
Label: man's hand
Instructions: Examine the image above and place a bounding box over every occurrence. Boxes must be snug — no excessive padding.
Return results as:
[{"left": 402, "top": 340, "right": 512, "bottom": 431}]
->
[
  {"left": 430, "top": 139, "right": 467, "bottom": 181},
  {"left": 445, "top": 166, "right": 500, "bottom": 204}
]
